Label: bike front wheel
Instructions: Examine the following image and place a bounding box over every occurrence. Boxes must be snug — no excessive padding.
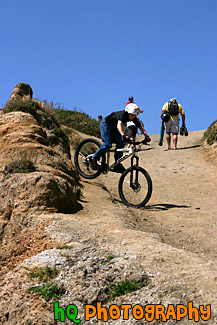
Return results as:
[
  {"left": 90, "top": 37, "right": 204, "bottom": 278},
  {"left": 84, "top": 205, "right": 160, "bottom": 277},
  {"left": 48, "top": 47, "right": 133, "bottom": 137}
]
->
[
  {"left": 74, "top": 138, "right": 105, "bottom": 179},
  {"left": 118, "top": 166, "right": 152, "bottom": 208}
]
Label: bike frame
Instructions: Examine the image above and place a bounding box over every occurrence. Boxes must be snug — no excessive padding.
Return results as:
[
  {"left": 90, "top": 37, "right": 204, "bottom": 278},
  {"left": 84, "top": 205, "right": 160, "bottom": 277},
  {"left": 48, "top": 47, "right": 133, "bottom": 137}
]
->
[
  {"left": 106, "top": 146, "right": 134, "bottom": 171},
  {"left": 101, "top": 140, "right": 146, "bottom": 173}
]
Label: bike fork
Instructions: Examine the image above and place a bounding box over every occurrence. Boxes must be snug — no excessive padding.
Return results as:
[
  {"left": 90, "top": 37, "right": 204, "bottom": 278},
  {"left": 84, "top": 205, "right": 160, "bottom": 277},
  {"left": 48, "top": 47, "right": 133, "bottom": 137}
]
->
[{"left": 130, "top": 155, "right": 139, "bottom": 187}]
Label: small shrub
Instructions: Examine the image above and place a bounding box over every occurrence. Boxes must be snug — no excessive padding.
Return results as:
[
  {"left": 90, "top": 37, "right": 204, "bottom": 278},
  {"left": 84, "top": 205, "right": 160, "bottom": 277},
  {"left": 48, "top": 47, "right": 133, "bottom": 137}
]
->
[
  {"left": 56, "top": 245, "right": 73, "bottom": 250},
  {"left": 48, "top": 127, "right": 67, "bottom": 146},
  {"left": 4, "top": 159, "right": 36, "bottom": 174},
  {"left": 60, "top": 253, "right": 71, "bottom": 258},
  {"left": 27, "top": 282, "right": 65, "bottom": 301},
  {"left": 108, "top": 279, "right": 143, "bottom": 300},
  {"left": 25, "top": 266, "right": 64, "bottom": 301},
  {"left": 24, "top": 266, "right": 59, "bottom": 282},
  {"left": 3, "top": 100, "right": 36, "bottom": 115},
  {"left": 203, "top": 120, "right": 217, "bottom": 145},
  {"left": 101, "top": 254, "right": 117, "bottom": 264}
]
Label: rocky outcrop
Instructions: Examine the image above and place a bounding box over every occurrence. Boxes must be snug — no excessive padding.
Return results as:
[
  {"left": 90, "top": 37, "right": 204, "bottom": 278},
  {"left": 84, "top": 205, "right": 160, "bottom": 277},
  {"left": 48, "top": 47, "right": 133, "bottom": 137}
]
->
[
  {"left": 5, "top": 82, "right": 33, "bottom": 106},
  {"left": 0, "top": 84, "right": 82, "bottom": 251},
  {"left": 0, "top": 85, "right": 81, "bottom": 279},
  {"left": 0, "top": 110, "right": 79, "bottom": 215}
]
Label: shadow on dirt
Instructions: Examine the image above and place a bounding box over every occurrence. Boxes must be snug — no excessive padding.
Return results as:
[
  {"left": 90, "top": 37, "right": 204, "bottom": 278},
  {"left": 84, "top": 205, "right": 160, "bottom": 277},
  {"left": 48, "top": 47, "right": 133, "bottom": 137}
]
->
[
  {"left": 177, "top": 145, "right": 201, "bottom": 150},
  {"left": 143, "top": 203, "right": 191, "bottom": 211},
  {"left": 142, "top": 147, "right": 154, "bottom": 151}
]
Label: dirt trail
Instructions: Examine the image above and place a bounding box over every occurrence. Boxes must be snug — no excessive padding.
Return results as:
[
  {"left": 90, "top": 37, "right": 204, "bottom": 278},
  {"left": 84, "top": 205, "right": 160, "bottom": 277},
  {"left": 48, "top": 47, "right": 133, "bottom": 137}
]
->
[
  {"left": 52, "top": 130, "right": 217, "bottom": 319},
  {"left": 100, "top": 130, "right": 217, "bottom": 260}
]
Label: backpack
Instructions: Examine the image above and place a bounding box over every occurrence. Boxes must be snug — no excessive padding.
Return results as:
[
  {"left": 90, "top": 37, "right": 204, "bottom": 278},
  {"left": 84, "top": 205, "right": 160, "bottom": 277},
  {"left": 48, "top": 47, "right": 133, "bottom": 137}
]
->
[
  {"left": 124, "top": 125, "right": 138, "bottom": 139},
  {"left": 161, "top": 111, "right": 170, "bottom": 122},
  {"left": 168, "top": 101, "right": 179, "bottom": 115}
]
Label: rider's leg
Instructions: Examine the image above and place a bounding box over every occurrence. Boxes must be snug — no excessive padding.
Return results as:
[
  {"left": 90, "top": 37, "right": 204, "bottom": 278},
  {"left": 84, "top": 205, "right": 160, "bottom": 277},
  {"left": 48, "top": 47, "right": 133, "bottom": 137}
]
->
[
  {"left": 113, "top": 129, "right": 124, "bottom": 161},
  {"left": 109, "top": 129, "right": 125, "bottom": 173},
  {"left": 92, "top": 120, "right": 112, "bottom": 160}
]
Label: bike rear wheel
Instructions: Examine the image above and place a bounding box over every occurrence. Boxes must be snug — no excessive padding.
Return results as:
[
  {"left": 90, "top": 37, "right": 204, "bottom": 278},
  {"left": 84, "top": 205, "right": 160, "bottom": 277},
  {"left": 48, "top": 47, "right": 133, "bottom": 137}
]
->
[
  {"left": 74, "top": 138, "right": 105, "bottom": 179},
  {"left": 118, "top": 166, "right": 152, "bottom": 208}
]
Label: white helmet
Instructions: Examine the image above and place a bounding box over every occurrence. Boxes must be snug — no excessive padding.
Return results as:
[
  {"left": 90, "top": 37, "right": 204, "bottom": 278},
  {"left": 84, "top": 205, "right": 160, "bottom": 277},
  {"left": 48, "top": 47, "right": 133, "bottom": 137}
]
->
[{"left": 125, "top": 103, "right": 140, "bottom": 115}]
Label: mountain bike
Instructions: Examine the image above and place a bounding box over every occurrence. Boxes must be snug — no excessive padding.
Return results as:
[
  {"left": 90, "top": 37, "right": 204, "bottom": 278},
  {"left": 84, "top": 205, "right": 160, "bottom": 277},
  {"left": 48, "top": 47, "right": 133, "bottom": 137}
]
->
[{"left": 74, "top": 138, "right": 152, "bottom": 208}]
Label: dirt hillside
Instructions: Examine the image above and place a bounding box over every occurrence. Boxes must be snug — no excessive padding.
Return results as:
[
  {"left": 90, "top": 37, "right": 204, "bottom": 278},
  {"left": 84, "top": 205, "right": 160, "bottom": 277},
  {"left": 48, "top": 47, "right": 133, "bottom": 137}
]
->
[{"left": 0, "top": 129, "right": 217, "bottom": 324}]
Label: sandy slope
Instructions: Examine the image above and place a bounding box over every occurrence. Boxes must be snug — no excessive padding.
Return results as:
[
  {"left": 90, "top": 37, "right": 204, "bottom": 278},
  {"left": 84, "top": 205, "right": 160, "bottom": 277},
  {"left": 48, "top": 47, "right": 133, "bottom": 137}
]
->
[
  {"left": 100, "top": 130, "right": 217, "bottom": 260},
  {"left": 71, "top": 130, "right": 217, "bottom": 319},
  {"left": 53, "top": 130, "right": 217, "bottom": 322}
]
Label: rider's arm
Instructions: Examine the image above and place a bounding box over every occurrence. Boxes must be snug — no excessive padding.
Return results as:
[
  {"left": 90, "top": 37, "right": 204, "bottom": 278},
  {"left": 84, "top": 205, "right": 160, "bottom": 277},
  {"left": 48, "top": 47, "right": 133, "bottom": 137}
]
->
[
  {"left": 117, "top": 120, "right": 125, "bottom": 136},
  {"left": 139, "top": 125, "right": 148, "bottom": 136},
  {"left": 179, "top": 105, "right": 185, "bottom": 127}
]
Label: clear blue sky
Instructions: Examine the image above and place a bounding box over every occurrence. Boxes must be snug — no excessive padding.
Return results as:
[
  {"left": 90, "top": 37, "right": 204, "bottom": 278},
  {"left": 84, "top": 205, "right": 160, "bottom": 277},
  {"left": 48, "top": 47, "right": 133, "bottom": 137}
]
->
[{"left": 0, "top": 0, "right": 216, "bottom": 134}]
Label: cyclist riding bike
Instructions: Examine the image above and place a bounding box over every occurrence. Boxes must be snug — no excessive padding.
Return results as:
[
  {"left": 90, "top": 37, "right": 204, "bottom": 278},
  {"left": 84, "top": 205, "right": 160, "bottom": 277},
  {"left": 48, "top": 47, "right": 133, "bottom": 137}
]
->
[{"left": 90, "top": 103, "right": 151, "bottom": 173}]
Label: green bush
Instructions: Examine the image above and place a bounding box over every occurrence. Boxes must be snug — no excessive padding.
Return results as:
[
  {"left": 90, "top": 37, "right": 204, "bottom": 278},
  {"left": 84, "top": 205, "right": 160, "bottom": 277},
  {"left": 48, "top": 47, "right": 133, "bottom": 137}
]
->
[
  {"left": 3, "top": 99, "right": 71, "bottom": 156},
  {"left": 108, "top": 279, "right": 143, "bottom": 300},
  {"left": 25, "top": 266, "right": 64, "bottom": 301},
  {"left": 48, "top": 126, "right": 68, "bottom": 146},
  {"left": 3, "top": 100, "right": 38, "bottom": 115},
  {"left": 24, "top": 266, "right": 59, "bottom": 282},
  {"left": 3, "top": 100, "right": 60, "bottom": 129},
  {"left": 4, "top": 159, "right": 36, "bottom": 174},
  {"left": 27, "top": 282, "right": 65, "bottom": 302},
  {"left": 53, "top": 109, "right": 100, "bottom": 137},
  {"left": 101, "top": 254, "right": 117, "bottom": 264},
  {"left": 43, "top": 102, "right": 101, "bottom": 138},
  {"left": 203, "top": 120, "right": 217, "bottom": 145},
  {"left": 56, "top": 245, "right": 73, "bottom": 250}
]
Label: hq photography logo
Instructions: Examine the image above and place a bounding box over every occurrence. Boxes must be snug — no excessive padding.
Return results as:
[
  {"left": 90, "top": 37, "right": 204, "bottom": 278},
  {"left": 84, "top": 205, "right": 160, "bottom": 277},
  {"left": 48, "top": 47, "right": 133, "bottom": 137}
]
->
[{"left": 53, "top": 301, "right": 211, "bottom": 323}]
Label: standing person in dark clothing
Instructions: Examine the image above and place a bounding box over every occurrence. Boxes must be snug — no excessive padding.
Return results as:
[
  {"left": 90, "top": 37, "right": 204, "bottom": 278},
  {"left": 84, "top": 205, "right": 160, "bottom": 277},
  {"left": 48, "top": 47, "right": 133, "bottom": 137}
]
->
[
  {"left": 126, "top": 96, "right": 134, "bottom": 105},
  {"left": 97, "top": 115, "right": 103, "bottom": 122},
  {"left": 124, "top": 96, "right": 144, "bottom": 139},
  {"left": 90, "top": 103, "right": 150, "bottom": 173}
]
